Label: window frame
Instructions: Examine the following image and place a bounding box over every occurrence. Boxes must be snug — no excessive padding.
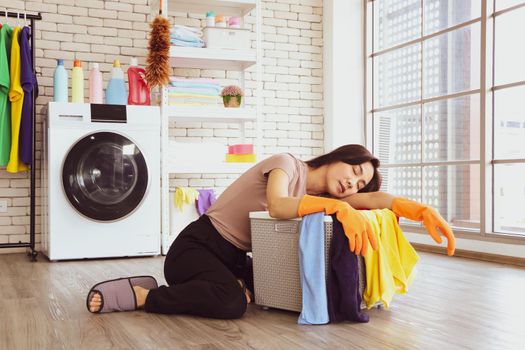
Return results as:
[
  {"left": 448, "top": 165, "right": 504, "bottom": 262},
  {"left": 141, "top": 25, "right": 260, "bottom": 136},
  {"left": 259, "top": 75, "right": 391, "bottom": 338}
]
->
[{"left": 365, "top": 0, "right": 525, "bottom": 245}]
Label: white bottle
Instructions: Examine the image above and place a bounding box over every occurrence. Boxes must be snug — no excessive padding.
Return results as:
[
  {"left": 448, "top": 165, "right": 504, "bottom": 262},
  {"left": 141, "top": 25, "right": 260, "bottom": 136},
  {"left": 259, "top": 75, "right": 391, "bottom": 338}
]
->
[
  {"left": 206, "top": 11, "right": 215, "bottom": 27},
  {"left": 89, "top": 63, "right": 103, "bottom": 104}
]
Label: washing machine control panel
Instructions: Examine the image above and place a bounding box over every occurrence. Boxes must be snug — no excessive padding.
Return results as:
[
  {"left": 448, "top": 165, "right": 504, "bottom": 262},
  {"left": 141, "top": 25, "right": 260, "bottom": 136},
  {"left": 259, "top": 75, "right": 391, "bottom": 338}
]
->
[{"left": 90, "top": 104, "right": 127, "bottom": 124}]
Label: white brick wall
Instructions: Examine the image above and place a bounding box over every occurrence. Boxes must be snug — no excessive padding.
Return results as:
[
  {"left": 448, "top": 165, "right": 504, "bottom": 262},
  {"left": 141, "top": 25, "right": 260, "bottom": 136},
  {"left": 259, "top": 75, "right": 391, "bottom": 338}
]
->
[{"left": 0, "top": 0, "right": 324, "bottom": 253}]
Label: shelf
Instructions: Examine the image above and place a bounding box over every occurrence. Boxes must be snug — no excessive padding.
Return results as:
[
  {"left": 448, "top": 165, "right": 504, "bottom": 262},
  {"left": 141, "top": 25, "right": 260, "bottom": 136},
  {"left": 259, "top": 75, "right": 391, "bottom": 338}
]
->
[
  {"left": 167, "top": 161, "right": 255, "bottom": 174},
  {"left": 169, "top": 46, "right": 256, "bottom": 70},
  {"left": 166, "top": 105, "right": 256, "bottom": 122},
  {"left": 166, "top": 141, "right": 256, "bottom": 174},
  {"left": 170, "top": 0, "right": 256, "bottom": 16}
]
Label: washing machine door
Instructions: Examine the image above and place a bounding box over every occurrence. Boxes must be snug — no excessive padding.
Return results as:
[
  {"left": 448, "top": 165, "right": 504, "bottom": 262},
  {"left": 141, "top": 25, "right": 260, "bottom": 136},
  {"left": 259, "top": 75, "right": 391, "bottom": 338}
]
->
[{"left": 62, "top": 132, "right": 148, "bottom": 221}]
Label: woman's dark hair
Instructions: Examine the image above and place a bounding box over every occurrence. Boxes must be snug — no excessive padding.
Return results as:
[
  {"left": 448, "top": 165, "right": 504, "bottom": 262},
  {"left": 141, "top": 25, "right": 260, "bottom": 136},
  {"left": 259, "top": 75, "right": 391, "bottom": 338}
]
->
[{"left": 305, "top": 144, "right": 382, "bottom": 193}]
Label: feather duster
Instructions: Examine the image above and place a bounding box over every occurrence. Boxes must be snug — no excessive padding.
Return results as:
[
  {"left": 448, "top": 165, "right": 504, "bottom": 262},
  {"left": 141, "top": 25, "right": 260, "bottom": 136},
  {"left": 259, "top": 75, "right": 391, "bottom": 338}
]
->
[{"left": 146, "top": 15, "right": 171, "bottom": 88}]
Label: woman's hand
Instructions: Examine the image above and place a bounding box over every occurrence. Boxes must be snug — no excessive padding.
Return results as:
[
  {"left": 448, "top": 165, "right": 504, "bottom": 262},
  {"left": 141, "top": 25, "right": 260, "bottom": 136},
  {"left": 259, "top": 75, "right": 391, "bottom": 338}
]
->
[
  {"left": 392, "top": 197, "right": 456, "bottom": 256},
  {"left": 298, "top": 195, "right": 378, "bottom": 256},
  {"left": 334, "top": 204, "right": 377, "bottom": 256}
]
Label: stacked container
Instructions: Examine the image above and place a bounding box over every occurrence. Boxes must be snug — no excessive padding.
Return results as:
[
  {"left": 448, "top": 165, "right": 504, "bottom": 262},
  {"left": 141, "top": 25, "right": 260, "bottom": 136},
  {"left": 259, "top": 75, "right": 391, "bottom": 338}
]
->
[{"left": 225, "top": 144, "right": 256, "bottom": 163}]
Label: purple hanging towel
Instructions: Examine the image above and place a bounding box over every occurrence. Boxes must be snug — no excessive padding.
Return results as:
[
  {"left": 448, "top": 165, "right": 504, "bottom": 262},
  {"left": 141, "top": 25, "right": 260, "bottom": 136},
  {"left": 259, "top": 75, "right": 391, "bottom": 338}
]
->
[
  {"left": 327, "top": 214, "right": 369, "bottom": 323},
  {"left": 196, "top": 189, "right": 216, "bottom": 215}
]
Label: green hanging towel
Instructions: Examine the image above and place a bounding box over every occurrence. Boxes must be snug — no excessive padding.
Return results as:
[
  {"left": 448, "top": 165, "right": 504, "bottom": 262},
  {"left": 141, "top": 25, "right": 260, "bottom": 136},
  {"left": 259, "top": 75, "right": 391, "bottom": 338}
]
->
[{"left": 0, "top": 23, "right": 12, "bottom": 166}]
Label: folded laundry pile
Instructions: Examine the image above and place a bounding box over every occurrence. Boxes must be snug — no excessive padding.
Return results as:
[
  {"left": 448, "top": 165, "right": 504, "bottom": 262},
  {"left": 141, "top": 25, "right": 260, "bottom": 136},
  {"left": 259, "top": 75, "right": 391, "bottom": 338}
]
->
[
  {"left": 170, "top": 24, "right": 204, "bottom": 48},
  {"left": 168, "top": 77, "right": 221, "bottom": 106}
]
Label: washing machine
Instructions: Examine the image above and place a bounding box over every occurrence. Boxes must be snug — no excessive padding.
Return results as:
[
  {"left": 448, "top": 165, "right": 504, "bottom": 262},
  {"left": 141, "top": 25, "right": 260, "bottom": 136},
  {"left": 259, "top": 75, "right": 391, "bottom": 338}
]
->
[{"left": 41, "top": 102, "right": 161, "bottom": 260}]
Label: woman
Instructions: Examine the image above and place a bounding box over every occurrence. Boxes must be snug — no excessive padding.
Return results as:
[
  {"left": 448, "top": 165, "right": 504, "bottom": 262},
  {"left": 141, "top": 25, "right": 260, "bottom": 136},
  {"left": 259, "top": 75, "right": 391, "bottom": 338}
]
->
[{"left": 87, "top": 144, "right": 455, "bottom": 319}]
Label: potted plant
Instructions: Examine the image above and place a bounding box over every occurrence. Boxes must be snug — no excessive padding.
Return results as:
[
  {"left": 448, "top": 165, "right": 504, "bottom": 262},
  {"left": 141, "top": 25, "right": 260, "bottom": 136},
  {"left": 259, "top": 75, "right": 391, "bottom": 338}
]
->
[{"left": 220, "top": 85, "right": 244, "bottom": 108}]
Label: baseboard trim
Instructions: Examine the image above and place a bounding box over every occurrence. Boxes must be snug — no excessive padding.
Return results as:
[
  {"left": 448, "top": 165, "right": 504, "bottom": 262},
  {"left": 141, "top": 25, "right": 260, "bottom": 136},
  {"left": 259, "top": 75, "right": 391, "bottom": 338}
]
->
[{"left": 412, "top": 243, "right": 525, "bottom": 268}]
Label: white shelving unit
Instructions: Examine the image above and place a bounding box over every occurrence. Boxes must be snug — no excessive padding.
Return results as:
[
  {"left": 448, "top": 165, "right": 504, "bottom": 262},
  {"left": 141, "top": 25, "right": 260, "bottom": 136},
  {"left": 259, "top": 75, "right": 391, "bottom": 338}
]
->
[
  {"left": 165, "top": 105, "right": 256, "bottom": 122},
  {"left": 158, "top": 0, "right": 262, "bottom": 254},
  {"left": 169, "top": 46, "right": 256, "bottom": 70},
  {"left": 166, "top": 156, "right": 255, "bottom": 174}
]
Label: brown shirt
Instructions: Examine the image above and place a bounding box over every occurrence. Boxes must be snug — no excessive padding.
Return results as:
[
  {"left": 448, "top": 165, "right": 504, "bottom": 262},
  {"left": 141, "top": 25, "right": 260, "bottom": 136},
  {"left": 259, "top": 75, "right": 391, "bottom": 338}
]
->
[{"left": 206, "top": 153, "right": 307, "bottom": 251}]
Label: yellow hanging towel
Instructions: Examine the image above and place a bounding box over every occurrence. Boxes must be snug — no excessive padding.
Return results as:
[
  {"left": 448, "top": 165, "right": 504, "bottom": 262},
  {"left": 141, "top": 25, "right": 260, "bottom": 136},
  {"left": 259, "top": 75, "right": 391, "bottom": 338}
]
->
[
  {"left": 7, "top": 26, "right": 28, "bottom": 173},
  {"left": 174, "top": 187, "right": 199, "bottom": 212},
  {"left": 360, "top": 209, "right": 420, "bottom": 309}
]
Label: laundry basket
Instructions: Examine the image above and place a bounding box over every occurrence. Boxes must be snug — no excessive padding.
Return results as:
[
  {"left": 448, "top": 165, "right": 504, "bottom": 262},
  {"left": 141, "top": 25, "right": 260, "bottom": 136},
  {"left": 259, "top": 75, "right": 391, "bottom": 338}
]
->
[{"left": 250, "top": 211, "right": 367, "bottom": 312}]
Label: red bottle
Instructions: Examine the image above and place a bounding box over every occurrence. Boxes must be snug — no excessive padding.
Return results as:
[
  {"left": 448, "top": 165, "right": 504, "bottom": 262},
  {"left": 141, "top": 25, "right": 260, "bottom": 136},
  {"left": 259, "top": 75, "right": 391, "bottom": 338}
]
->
[{"left": 127, "top": 57, "right": 151, "bottom": 105}]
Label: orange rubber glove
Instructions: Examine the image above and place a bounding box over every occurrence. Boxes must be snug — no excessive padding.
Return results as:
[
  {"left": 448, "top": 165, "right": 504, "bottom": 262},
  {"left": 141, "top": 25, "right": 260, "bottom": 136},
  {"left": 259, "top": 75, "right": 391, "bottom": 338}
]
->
[
  {"left": 392, "top": 197, "right": 456, "bottom": 256},
  {"left": 298, "top": 195, "right": 378, "bottom": 256}
]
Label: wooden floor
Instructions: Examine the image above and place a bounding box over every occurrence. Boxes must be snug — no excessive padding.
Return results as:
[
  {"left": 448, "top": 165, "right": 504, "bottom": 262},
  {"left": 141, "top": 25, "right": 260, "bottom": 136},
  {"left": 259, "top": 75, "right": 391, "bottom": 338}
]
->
[{"left": 0, "top": 252, "right": 524, "bottom": 350}]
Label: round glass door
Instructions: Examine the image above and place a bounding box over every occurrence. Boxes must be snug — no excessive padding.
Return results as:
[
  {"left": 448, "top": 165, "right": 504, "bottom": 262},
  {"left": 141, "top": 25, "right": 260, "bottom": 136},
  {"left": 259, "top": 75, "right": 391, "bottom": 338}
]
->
[{"left": 62, "top": 132, "right": 148, "bottom": 221}]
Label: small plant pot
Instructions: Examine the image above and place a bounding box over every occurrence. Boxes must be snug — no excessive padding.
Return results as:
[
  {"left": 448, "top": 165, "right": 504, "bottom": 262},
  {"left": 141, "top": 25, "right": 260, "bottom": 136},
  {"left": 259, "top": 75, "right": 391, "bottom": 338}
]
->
[{"left": 223, "top": 95, "right": 242, "bottom": 108}]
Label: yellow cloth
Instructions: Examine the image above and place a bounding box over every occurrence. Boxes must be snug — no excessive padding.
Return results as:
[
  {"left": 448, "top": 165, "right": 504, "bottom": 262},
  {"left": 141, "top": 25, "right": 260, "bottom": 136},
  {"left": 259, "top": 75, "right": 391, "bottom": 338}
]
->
[
  {"left": 225, "top": 153, "right": 256, "bottom": 163},
  {"left": 360, "top": 209, "right": 419, "bottom": 309},
  {"left": 174, "top": 187, "right": 199, "bottom": 212},
  {"left": 7, "top": 26, "right": 28, "bottom": 173}
]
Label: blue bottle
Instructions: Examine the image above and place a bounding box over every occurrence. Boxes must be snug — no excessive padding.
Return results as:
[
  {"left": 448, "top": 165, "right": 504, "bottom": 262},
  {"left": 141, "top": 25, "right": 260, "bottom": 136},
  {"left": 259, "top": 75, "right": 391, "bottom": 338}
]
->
[
  {"left": 106, "top": 59, "right": 127, "bottom": 105},
  {"left": 53, "top": 59, "right": 68, "bottom": 102}
]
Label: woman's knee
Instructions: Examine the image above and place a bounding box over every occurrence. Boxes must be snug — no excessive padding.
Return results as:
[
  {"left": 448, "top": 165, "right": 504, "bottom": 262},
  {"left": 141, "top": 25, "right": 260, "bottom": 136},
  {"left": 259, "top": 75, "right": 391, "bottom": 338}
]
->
[{"left": 219, "top": 292, "right": 247, "bottom": 319}]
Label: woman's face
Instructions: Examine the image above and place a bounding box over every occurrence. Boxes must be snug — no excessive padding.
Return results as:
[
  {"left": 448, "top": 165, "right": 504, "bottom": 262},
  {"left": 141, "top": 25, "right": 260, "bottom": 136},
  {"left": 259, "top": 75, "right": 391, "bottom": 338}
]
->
[{"left": 326, "top": 161, "right": 375, "bottom": 198}]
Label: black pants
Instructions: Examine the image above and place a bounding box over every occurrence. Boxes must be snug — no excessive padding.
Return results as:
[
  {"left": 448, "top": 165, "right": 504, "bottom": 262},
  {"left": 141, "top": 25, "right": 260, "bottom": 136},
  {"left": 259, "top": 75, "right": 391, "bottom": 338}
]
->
[{"left": 144, "top": 215, "right": 251, "bottom": 319}]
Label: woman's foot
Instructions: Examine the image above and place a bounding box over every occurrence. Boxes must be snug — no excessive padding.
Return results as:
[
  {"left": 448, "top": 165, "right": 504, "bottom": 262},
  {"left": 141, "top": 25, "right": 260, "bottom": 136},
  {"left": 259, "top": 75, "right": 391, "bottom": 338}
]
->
[
  {"left": 88, "top": 286, "right": 150, "bottom": 312},
  {"left": 237, "top": 279, "right": 253, "bottom": 304}
]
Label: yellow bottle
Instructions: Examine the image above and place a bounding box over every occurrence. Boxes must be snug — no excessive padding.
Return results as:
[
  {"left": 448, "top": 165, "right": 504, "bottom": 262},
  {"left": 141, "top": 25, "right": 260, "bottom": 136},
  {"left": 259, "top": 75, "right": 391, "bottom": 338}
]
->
[{"left": 71, "top": 60, "right": 84, "bottom": 103}]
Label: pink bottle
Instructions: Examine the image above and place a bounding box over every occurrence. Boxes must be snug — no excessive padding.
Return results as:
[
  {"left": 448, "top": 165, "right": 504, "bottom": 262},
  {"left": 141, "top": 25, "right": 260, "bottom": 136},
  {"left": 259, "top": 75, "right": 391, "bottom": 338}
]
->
[
  {"left": 89, "top": 62, "right": 103, "bottom": 104},
  {"left": 127, "top": 57, "right": 151, "bottom": 106}
]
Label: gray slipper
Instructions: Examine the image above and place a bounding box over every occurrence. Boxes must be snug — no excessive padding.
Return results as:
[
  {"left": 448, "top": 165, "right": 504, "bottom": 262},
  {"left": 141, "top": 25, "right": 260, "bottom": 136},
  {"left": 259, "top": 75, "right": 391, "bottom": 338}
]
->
[{"left": 86, "top": 276, "right": 158, "bottom": 313}]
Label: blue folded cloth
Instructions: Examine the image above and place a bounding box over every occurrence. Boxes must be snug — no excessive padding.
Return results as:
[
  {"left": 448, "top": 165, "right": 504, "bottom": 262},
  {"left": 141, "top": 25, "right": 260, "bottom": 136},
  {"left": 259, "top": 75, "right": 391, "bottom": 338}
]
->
[
  {"left": 298, "top": 212, "right": 329, "bottom": 325},
  {"left": 170, "top": 25, "right": 202, "bottom": 42},
  {"left": 170, "top": 32, "right": 202, "bottom": 42},
  {"left": 171, "top": 38, "right": 204, "bottom": 48}
]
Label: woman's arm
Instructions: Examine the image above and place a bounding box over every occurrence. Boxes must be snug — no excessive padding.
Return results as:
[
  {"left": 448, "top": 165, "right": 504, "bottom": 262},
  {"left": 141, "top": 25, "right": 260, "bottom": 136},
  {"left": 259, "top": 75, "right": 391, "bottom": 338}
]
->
[
  {"left": 342, "top": 191, "right": 395, "bottom": 210},
  {"left": 266, "top": 170, "right": 396, "bottom": 216},
  {"left": 344, "top": 191, "right": 456, "bottom": 255},
  {"left": 266, "top": 168, "right": 302, "bottom": 219},
  {"left": 266, "top": 168, "right": 378, "bottom": 255}
]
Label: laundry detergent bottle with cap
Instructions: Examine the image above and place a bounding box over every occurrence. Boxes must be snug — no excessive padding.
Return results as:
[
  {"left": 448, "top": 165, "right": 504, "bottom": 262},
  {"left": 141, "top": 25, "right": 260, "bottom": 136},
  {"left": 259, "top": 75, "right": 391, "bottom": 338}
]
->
[
  {"left": 71, "top": 60, "right": 84, "bottom": 103},
  {"left": 89, "top": 62, "right": 103, "bottom": 104},
  {"left": 127, "top": 57, "right": 150, "bottom": 105},
  {"left": 53, "top": 59, "right": 68, "bottom": 102},
  {"left": 106, "top": 59, "right": 127, "bottom": 105}
]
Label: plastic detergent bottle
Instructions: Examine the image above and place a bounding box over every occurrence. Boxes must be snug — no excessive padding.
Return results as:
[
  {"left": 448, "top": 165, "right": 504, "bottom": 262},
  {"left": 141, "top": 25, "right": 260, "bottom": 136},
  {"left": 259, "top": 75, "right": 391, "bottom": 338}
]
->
[
  {"left": 206, "top": 11, "right": 215, "bottom": 27},
  {"left": 127, "top": 57, "right": 150, "bottom": 106},
  {"left": 71, "top": 60, "right": 84, "bottom": 103},
  {"left": 53, "top": 59, "right": 68, "bottom": 102},
  {"left": 228, "top": 16, "right": 241, "bottom": 28},
  {"left": 106, "top": 59, "right": 127, "bottom": 105},
  {"left": 215, "top": 15, "right": 226, "bottom": 27},
  {"left": 89, "top": 62, "right": 103, "bottom": 104}
]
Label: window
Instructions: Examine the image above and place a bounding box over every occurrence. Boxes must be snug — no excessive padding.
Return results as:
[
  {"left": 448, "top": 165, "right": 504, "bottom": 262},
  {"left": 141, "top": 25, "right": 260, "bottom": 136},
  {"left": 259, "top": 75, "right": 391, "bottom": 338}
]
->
[{"left": 367, "top": 0, "right": 525, "bottom": 238}]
